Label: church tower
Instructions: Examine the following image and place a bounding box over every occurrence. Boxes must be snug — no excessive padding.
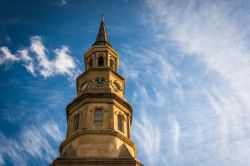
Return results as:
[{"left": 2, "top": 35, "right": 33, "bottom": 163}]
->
[{"left": 51, "top": 15, "right": 143, "bottom": 166}]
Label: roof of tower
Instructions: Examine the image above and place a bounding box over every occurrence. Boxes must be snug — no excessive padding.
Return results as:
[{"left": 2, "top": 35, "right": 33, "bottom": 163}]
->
[{"left": 92, "top": 14, "right": 112, "bottom": 47}]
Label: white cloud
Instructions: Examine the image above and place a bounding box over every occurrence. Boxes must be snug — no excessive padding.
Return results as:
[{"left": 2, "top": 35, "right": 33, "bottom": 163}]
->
[
  {"left": 0, "top": 47, "right": 19, "bottom": 64},
  {"left": 129, "top": 0, "right": 250, "bottom": 165},
  {"left": 0, "top": 121, "right": 63, "bottom": 166},
  {"left": 21, "top": 127, "right": 56, "bottom": 162},
  {"left": 18, "top": 49, "right": 36, "bottom": 75},
  {"left": 120, "top": 45, "right": 181, "bottom": 165},
  {"left": 54, "top": 46, "right": 78, "bottom": 77},
  {"left": 42, "top": 121, "right": 64, "bottom": 141},
  {"left": 120, "top": 46, "right": 179, "bottom": 85},
  {"left": 169, "top": 114, "right": 180, "bottom": 157},
  {"left": 120, "top": 62, "right": 139, "bottom": 80},
  {"left": 116, "top": 0, "right": 250, "bottom": 165},
  {"left": 30, "top": 36, "right": 53, "bottom": 78},
  {"left": 133, "top": 111, "right": 162, "bottom": 165},
  {"left": 0, "top": 35, "right": 80, "bottom": 79},
  {"left": 0, "top": 133, "right": 26, "bottom": 166}
]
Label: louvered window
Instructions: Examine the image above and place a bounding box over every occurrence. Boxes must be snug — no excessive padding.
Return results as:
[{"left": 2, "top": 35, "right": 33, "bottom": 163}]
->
[
  {"left": 118, "top": 115, "right": 123, "bottom": 132},
  {"left": 94, "top": 109, "right": 103, "bottom": 125}
]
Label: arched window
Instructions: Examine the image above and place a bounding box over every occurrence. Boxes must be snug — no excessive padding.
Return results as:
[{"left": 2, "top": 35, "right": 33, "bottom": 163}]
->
[
  {"left": 110, "top": 59, "right": 114, "bottom": 70},
  {"left": 98, "top": 56, "right": 104, "bottom": 67},
  {"left": 73, "top": 114, "right": 80, "bottom": 132},
  {"left": 94, "top": 109, "right": 103, "bottom": 125},
  {"left": 118, "top": 115, "right": 124, "bottom": 132}
]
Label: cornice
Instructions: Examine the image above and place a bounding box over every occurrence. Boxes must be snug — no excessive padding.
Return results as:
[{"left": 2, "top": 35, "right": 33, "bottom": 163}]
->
[
  {"left": 84, "top": 45, "right": 119, "bottom": 58},
  {"left": 76, "top": 67, "right": 125, "bottom": 82},
  {"left": 59, "top": 129, "right": 136, "bottom": 154},
  {"left": 51, "top": 157, "right": 143, "bottom": 166},
  {"left": 66, "top": 92, "right": 133, "bottom": 116}
]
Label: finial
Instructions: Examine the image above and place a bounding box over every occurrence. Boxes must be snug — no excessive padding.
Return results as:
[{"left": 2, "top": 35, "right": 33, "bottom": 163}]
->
[{"left": 101, "top": 13, "right": 104, "bottom": 22}]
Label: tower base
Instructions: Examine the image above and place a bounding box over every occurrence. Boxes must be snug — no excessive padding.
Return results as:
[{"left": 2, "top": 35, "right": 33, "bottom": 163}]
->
[{"left": 51, "top": 157, "right": 143, "bottom": 166}]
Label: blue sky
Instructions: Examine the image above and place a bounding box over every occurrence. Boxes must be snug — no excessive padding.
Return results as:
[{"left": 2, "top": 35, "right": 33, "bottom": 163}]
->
[{"left": 1, "top": 0, "right": 250, "bottom": 166}]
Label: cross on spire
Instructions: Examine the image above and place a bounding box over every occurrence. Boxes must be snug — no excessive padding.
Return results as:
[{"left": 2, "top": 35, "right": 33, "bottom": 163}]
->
[{"left": 101, "top": 13, "right": 104, "bottom": 22}]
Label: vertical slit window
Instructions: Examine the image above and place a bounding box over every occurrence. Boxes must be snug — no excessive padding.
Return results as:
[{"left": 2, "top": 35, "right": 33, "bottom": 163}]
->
[
  {"left": 118, "top": 115, "right": 123, "bottom": 132},
  {"left": 110, "top": 59, "right": 114, "bottom": 70},
  {"left": 74, "top": 114, "right": 80, "bottom": 132},
  {"left": 89, "top": 59, "right": 93, "bottom": 67}
]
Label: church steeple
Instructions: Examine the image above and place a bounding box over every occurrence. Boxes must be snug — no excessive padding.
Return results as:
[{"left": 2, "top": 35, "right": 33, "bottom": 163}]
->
[
  {"left": 51, "top": 15, "right": 143, "bottom": 166},
  {"left": 93, "top": 14, "right": 111, "bottom": 46}
]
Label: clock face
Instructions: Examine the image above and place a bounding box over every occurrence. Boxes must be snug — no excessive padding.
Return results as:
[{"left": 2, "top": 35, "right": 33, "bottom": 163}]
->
[
  {"left": 95, "top": 76, "right": 106, "bottom": 86},
  {"left": 112, "top": 81, "right": 122, "bottom": 91},
  {"left": 80, "top": 81, "right": 88, "bottom": 91}
]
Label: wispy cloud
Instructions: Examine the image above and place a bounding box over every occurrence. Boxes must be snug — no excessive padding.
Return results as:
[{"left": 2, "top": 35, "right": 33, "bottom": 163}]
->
[
  {"left": 60, "top": 0, "right": 67, "bottom": 6},
  {"left": 0, "top": 36, "right": 80, "bottom": 79},
  {"left": 169, "top": 114, "right": 180, "bottom": 157},
  {"left": 120, "top": 45, "right": 179, "bottom": 85},
  {"left": 133, "top": 111, "right": 162, "bottom": 165},
  {"left": 121, "top": 45, "right": 180, "bottom": 165},
  {"left": 127, "top": 0, "right": 250, "bottom": 165},
  {"left": 118, "top": 0, "right": 250, "bottom": 165},
  {"left": 0, "top": 121, "right": 63, "bottom": 166}
]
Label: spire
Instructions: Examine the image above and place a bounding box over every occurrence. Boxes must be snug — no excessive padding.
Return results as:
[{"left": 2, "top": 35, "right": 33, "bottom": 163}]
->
[{"left": 93, "top": 14, "right": 111, "bottom": 46}]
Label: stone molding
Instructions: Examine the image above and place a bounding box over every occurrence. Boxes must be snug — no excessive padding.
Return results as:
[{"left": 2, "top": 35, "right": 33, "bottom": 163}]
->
[
  {"left": 59, "top": 129, "right": 136, "bottom": 155},
  {"left": 84, "top": 45, "right": 119, "bottom": 59},
  {"left": 51, "top": 157, "right": 143, "bottom": 166},
  {"left": 76, "top": 67, "right": 125, "bottom": 82},
  {"left": 66, "top": 93, "right": 133, "bottom": 117}
]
